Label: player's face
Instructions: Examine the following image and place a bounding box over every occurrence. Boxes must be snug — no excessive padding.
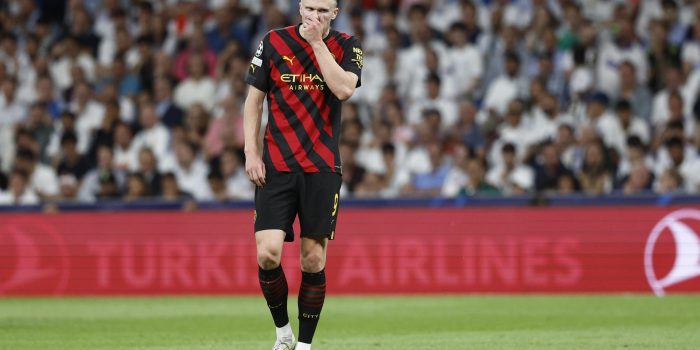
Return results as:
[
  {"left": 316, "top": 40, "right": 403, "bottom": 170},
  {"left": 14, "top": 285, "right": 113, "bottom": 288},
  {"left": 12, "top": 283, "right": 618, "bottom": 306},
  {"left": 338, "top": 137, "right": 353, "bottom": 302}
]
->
[{"left": 300, "top": 0, "right": 338, "bottom": 33}]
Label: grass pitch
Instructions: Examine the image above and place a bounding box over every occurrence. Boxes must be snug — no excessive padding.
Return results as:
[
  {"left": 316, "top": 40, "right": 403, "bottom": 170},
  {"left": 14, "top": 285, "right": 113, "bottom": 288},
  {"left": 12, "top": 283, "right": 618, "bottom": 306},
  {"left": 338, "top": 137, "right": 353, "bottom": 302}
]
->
[{"left": 0, "top": 295, "right": 698, "bottom": 349}]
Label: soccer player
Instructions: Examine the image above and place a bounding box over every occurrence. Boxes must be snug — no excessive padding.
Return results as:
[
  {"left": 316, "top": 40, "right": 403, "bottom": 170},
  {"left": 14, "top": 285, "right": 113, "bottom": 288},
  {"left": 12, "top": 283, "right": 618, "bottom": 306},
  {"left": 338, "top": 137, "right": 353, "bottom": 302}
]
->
[{"left": 243, "top": 0, "right": 362, "bottom": 349}]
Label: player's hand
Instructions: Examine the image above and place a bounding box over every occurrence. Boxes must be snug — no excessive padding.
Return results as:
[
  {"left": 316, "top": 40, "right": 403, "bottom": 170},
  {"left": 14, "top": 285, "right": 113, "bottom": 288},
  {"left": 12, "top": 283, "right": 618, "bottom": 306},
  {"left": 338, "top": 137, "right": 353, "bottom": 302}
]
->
[
  {"left": 300, "top": 15, "right": 323, "bottom": 44},
  {"left": 245, "top": 153, "right": 266, "bottom": 187}
]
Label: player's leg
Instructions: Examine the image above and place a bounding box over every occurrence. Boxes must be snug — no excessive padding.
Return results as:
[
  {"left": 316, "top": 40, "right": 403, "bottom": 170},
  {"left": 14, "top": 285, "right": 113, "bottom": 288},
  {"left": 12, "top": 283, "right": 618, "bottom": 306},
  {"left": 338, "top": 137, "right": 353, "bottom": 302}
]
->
[
  {"left": 297, "top": 237, "right": 328, "bottom": 350},
  {"left": 296, "top": 172, "right": 341, "bottom": 350},
  {"left": 256, "top": 230, "right": 292, "bottom": 336},
  {"left": 254, "top": 170, "right": 299, "bottom": 349}
]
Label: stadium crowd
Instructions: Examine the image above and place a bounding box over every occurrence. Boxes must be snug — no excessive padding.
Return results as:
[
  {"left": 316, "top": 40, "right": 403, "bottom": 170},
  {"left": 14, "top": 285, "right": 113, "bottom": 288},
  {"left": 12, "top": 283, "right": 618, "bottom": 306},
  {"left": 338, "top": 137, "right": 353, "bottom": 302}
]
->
[{"left": 1, "top": 0, "right": 700, "bottom": 205}]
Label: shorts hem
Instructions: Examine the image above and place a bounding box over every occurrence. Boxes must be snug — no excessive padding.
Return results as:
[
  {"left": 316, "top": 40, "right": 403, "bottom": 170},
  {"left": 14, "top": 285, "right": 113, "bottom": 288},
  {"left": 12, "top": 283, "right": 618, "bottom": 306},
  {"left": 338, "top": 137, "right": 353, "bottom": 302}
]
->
[
  {"left": 254, "top": 226, "right": 295, "bottom": 242},
  {"left": 300, "top": 232, "right": 334, "bottom": 240}
]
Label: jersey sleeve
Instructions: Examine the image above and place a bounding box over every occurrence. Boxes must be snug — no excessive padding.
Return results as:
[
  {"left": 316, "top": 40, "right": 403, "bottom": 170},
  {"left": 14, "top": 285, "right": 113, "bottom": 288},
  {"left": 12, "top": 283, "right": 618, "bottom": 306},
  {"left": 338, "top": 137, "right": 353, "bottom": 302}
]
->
[
  {"left": 340, "top": 36, "right": 363, "bottom": 87},
  {"left": 245, "top": 34, "right": 271, "bottom": 92}
]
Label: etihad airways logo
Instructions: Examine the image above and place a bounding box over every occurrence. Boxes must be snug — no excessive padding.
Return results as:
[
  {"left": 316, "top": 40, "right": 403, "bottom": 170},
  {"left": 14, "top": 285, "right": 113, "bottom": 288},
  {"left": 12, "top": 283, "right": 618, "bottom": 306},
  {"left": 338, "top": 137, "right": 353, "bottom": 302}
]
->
[
  {"left": 645, "top": 209, "right": 700, "bottom": 296},
  {"left": 279, "top": 73, "right": 325, "bottom": 91}
]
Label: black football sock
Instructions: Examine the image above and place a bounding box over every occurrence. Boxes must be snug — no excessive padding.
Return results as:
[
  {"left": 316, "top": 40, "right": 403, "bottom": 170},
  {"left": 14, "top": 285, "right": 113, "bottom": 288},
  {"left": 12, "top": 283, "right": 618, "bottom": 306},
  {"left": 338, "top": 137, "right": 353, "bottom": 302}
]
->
[
  {"left": 298, "top": 269, "right": 326, "bottom": 344},
  {"left": 259, "top": 265, "right": 289, "bottom": 328}
]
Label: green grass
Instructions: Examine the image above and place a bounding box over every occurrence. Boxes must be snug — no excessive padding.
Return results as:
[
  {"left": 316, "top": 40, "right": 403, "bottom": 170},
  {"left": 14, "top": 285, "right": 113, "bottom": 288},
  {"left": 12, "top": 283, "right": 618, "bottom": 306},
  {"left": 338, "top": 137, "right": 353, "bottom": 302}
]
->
[{"left": 0, "top": 295, "right": 698, "bottom": 349}]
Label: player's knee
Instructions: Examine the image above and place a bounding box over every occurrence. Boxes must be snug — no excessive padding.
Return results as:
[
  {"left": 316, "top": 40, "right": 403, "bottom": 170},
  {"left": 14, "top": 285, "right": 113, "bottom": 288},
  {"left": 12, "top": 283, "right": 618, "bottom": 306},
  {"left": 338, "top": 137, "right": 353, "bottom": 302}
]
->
[
  {"left": 257, "top": 247, "right": 282, "bottom": 269},
  {"left": 300, "top": 252, "right": 325, "bottom": 272}
]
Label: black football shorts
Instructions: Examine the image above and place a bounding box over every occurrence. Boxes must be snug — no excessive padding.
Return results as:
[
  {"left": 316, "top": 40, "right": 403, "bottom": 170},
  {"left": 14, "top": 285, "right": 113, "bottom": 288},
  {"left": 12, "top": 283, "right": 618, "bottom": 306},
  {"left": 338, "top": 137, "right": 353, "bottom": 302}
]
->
[{"left": 254, "top": 169, "right": 342, "bottom": 242}]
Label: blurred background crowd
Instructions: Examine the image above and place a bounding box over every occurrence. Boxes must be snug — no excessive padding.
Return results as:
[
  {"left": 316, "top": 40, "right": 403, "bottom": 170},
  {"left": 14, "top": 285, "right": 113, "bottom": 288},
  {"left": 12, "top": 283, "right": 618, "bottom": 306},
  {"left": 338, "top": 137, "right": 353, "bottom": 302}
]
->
[{"left": 1, "top": 0, "right": 700, "bottom": 206}]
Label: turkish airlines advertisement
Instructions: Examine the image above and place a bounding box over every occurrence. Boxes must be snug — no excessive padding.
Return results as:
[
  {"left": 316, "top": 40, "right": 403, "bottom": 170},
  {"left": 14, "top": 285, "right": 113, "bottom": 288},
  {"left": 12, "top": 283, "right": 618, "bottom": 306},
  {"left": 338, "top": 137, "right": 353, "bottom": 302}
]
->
[{"left": 1, "top": 207, "right": 699, "bottom": 296}]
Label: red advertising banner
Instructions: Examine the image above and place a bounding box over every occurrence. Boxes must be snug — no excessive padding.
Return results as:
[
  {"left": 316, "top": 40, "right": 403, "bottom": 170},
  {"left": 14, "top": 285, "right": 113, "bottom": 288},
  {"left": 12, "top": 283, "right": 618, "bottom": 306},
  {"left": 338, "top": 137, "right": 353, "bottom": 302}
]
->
[{"left": 1, "top": 206, "right": 700, "bottom": 296}]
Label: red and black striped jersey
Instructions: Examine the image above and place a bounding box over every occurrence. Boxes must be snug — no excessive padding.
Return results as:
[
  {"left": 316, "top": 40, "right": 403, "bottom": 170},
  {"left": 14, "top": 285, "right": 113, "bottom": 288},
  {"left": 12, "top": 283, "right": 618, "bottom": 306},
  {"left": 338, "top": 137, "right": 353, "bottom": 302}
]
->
[{"left": 245, "top": 24, "right": 362, "bottom": 173}]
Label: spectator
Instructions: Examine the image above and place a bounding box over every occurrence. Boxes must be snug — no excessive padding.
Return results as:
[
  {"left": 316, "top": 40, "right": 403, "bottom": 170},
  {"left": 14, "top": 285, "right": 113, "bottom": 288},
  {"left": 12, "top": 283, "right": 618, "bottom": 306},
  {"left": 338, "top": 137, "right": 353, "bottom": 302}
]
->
[
  {"left": 206, "top": 3, "right": 250, "bottom": 54},
  {"left": 14, "top": 128, "right": 42, "bottom": 164},
  {"left": 112, "top": 122, "right": 138, "bottom": 171},
  {"left": 32, "top": 75, "right": 64, "bottom": 119},
  {"left": 682, "top": 21, "right": 700, "bottom": 74},
  {"left": 79, "top": 144, "right": 125, "bottom": 202},
  {"left": 123, "top": 173, "right": 149, "bottom": 201},
  {"left": 377, "top": 142, "right": 403, "bottom": 197},
  {"left": 25, "top": 103, "right": 54, "bottom": 162},
  {"left": 581, "top": 92, "right": 624, "bottom": 154},
  {"left": 161, "top": 141, "right": 212, "bottom": 201},
  {"left": 97, "top": 82, "right": 136, "bottom": 123},
  {"left": 13, "top": 148, "right": 59, "bottom": 199},
  {"left": 153, "top": 76, "right": 184, "bottom": 128},
  {"left": 531, "top": 50, "right": 566, "bottom": 102},
  {"left": 132, "top": 103, "right": 170, "bottom": 161},
  {"left": 615, "top": 100, "right": 650, "bottom": 147},
  {"left": 137, "top": 147, "right": 162, "bottom": 196},
  {"left": 614, "top": 61, "right": 652, "bottom": 121},
  {"left": 407, "top": 72, "right": 459, "bottom": 128},
  {"left": 0, "top": 169, "right": 39, "bottom": 205},
  {"left": 617, "top": 136, "right": 654, "bottom": 184},
  {"left": 596, "top": 20, "right": 647, "bottom": 98},
  {"left": 174, "top": 29, "right": 218, "bottom": 81},
  {"left": 486, "top": 143, "right": 534, "bottom": 195},
  {"left": 442, "top": 142, "right": 471, "bottom": 198},
  {"left": 533, "top": 141, "right": 576, "bottom": 193},
  {"left": 207, "top": 171, "right": 227, "bottom": 202},
  {"left": 46, "top": 111, "right": 78, "bottom": 162},
  {"left": 56, "top": 131, "right": 91, "bottom": 180},
  {"left": 557, "top": 172, "right": 578, "bottom": 195},
  {"left": 69, "top": 6, "right": 100, "bottom": 57},
  {"left": 183, "top": 103, "right": 211, "bottom": 148},
  {"left": 402, "top": 141, "right": 451, "bottom": 197},
  {"left": 50, "top": 35, "right": 96, "bottom": 91},
  {"left": 656, "top": 168, "right": 684, "bottom": 194},
  {"left": 622, "top": 164, "right": 654, "bottom": 195},
  {"left": 57, "top": 172, "right": 80, "bottom": 202},
  {"left": 454, "top": 100, "right": 485, "bottom": 153},
  {"left": 339, "top": 141, "right": 366, "bottom": 196},
  {"left": 173, "top": 52, "right": 216, "bottom": 111},
  {"left": 204, "top": 96, "right": 245, "bottom": 157},
  {"left": 160, "top": 172, "right": 191, "bottom": 202},
  {"left": 444, "top": 22, "right": 483, "bottom": 99},
  {"left": 483, "top": 51, "right": 526, "bottom": 119},
  {"left": 85, "top": 100, "right": 119, "bottom": 164},
  {"left": 96, "top": 172, "right": 121, "bottom": 200},
  {"left": 651, "top": 65, "right": 690, "bottom": 129},
  {"left": 68, "top": 81, "right": 105, "bottom": 154},
  {"left": 131, "top": 35, "right": 157, "bottom": 92},
  {"left": 0, "top": 77, "right": 27, "bottom": 126},
  {"left": 647, "top": 19, "right": 681, "bottom": 93},
  {"left": 219, "top": 148, "right": 253, "bottom": 200},
  {"left": 357, "top": 47, "right": 398, "bottom": 104},
  {"left": 0, "top": 33, "right": 26, "bottom": 76},
  {"left": 354, "top": 171, "right": 387, "bottom": 198},
  {"left": 556, "top": 123, "right": 580, "bottom": 171},
  {"left": 105, "top": 56, "right": 141, "bottom": 98},
  {"left": 656, "top": 137, "right": 700, "bottom": 193},
  {"left": 460, "top": 157, "right": 499, "bottom": 196},
  {"left": 135, "top": 1, "right": 156, "bottom": 37},
  {"left": 578, "top": 141, "right": 613, "bottom": 195}
]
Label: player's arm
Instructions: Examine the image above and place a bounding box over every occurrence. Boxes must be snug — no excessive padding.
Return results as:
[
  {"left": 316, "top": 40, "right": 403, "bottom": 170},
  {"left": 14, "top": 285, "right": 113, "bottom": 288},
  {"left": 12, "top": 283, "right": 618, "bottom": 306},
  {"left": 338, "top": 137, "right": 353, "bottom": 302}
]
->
[
  {"left": 302, "top": 17, "right": 359, "bottom": 101},
  {"left": 244, "top": 86, "right": 266, "bottom": 187},
  {"left": 310, "top": 40, "right": 358, "bottom": 101}
]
